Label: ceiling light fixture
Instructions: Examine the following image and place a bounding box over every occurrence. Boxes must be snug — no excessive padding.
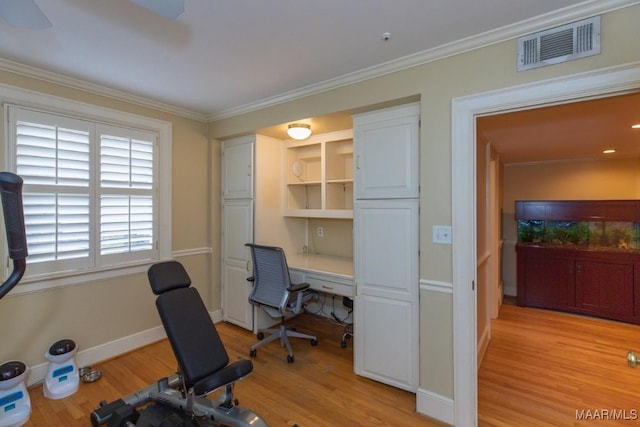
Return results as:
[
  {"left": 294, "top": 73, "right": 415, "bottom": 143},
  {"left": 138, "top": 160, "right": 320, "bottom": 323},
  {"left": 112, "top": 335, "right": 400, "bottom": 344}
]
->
[
  {"left": 602, "top": 149, "right": 616, "bottom": 154},
  {"left": 287, "top": 124, "right": 312, "bottom": 140},
  {"left": 632, "top": 124, "right": 640, "bottom": 129}
]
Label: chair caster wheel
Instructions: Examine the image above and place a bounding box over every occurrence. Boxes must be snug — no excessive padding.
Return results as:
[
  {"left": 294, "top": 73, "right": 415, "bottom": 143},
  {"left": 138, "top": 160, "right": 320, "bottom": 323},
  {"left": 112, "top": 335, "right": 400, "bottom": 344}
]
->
[
  {"left": 256, "top": 332, "right": 264, "bottom": 340},
  {"left": 250, "top": 349, "right": 257, "bottom": 358},
  {"left": 287, "top": 355, "right": 294, "bottom": 363},
  {"left": 310, "top": 339, "right": 318, "bottom": 346},
  {"left": 341, "top": 341, "right": 347, "bottom": 348}
]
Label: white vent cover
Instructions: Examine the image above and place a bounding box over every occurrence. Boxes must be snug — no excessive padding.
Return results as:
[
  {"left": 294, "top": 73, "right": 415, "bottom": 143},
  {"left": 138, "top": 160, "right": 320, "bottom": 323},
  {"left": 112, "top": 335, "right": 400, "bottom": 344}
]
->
[{"left": 517, "top": 16, "right": 600, "bottom": 71}]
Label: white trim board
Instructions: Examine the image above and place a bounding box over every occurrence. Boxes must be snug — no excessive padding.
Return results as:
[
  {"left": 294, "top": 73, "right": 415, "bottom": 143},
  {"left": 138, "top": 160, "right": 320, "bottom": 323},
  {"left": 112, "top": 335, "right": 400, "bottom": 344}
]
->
[
  {"left": 420, "top": 279, "right": 453, "bottom": 294},
  {"left": 451, "top": 61, "right": 640, "bottom": 426},
  {"left": 416, "top": 388, "right": 454, "bottom": 425}
]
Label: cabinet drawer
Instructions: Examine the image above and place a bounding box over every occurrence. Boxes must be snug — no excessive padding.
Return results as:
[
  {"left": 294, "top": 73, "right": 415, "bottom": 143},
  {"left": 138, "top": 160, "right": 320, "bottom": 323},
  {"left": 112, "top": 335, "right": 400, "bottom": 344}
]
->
[{"left": 305, "top": 274, "right": 353, "bottom": 297}]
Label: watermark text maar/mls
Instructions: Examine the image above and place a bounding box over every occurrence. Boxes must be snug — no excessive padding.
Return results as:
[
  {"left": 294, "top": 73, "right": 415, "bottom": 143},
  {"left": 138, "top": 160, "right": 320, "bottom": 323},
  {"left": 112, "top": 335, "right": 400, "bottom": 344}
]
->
[{"left": 576, "top": 409, "right": 638, "bottom": 421}]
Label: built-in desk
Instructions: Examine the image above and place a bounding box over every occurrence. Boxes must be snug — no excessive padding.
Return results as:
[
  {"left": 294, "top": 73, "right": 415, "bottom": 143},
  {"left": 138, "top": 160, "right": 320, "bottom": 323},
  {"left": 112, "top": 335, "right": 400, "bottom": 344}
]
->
[{"left": 287, "top": 253, "right": 354, "bottom": 297}]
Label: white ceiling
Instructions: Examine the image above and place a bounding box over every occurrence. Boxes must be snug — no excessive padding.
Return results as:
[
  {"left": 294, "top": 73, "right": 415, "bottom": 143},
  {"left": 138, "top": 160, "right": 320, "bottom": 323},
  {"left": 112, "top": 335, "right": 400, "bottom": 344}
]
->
[
  {"left": 478, "top": 92, "right": 640, "bottom": 164},
  {"left": 0, "top": 0, "right": 591, "bottom": 118}
]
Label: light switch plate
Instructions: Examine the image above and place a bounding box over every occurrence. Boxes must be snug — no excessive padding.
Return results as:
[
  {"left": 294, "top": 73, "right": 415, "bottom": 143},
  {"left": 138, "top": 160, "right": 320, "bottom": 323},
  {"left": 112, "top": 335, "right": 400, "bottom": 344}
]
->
[{"left": 433, "top": 225, "right": 452, "bottom": 244}]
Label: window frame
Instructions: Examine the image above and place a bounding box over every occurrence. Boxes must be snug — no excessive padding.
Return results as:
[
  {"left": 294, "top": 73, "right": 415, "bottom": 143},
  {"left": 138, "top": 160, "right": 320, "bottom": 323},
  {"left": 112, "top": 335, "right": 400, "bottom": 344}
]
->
[{"left": 1, "top": 84, "right": 172, "bottom": 295}]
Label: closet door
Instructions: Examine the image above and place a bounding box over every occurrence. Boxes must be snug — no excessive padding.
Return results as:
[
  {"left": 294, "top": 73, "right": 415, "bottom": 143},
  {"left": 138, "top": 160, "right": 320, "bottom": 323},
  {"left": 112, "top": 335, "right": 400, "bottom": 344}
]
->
[
  {"left": 221, "top": 199, "right": 254, "bottom": 329},
  {"left": 354, "top": 199, "right": 419, "bottom": 392}
]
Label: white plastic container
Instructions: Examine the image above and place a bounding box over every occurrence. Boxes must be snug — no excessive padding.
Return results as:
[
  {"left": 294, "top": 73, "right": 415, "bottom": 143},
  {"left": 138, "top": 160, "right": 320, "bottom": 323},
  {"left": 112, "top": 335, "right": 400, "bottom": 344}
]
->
[
  {"left": 0, "top": 361, "right": 31, "bottom": 427},
  {"left": 43, "top": 339, "right": 79, "bottom": 400}
]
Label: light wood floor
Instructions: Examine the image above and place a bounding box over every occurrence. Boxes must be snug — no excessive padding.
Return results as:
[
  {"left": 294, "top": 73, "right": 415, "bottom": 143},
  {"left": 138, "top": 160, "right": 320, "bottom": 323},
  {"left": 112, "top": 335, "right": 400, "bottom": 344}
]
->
[
  {"left": 24, "top": 314, "right": 444, "bottom": 426},
  {"left": 479, "top": 301, "right": 640, "bottom": 426}
]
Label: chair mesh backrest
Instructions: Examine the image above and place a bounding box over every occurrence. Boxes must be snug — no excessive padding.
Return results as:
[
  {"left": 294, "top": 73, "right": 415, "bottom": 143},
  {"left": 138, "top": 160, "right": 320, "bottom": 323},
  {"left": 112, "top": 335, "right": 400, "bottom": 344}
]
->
[
  {"left": 149, "top": 262, "right": 229, "bottom": 389},
  {"left": 247, "top": 244, "right": 291, "bottom": 311}
]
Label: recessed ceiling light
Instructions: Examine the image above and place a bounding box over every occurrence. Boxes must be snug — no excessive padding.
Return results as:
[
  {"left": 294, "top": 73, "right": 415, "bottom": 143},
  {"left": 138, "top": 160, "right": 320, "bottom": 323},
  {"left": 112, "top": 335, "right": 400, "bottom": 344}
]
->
[
  {"left": 632, "top": 124, "right": 640, "bottom": 129},
  {"left": 602, "top": 149, "right": 616, "bottom": 154}
]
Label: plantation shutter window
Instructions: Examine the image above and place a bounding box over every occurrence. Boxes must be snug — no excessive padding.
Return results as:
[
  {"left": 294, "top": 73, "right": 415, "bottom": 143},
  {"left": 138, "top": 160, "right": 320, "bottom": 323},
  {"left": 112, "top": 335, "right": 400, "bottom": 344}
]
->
[{"left": 7, "top": 106, "right": 159, "bottom": 278}]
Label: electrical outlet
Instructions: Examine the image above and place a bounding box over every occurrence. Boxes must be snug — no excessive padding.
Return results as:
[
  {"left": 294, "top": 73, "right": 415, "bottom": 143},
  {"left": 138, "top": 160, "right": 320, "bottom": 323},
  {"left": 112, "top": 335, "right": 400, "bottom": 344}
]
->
[
  {"left": 317, "top": 226, "right": 324, "bottom": 237},
  {"left": 433, "top": 225, "right": 452, "bottom": 244}
]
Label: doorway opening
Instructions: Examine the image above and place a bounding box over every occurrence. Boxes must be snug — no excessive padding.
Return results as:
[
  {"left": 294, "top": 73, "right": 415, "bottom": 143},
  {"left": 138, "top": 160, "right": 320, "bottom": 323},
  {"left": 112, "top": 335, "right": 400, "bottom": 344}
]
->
[{"left": 452, "top": 63, "right": 640, "bottom": 425}]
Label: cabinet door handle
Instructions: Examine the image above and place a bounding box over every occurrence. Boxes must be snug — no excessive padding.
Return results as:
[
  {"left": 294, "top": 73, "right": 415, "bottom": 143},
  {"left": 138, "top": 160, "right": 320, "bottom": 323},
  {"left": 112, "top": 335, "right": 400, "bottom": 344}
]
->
[
  {"left": 246, "top": 260, "right": 251, "bottom": 272},
  {"left": 356, "top": 155, "right": 360, "bottom": 170}
]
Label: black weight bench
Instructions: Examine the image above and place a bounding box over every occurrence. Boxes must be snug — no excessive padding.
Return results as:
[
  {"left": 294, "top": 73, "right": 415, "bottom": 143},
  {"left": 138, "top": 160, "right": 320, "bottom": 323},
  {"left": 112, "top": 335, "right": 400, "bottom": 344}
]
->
[{"left": 91, "top": 261, "right": 267, "bottom": 427}]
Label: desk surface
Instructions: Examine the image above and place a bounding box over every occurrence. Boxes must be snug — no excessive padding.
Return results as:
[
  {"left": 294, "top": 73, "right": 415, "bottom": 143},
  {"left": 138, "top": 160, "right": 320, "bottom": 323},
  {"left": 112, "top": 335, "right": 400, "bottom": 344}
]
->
[{"left": 287, "top": 253, "right": 353, "bottom": 278}]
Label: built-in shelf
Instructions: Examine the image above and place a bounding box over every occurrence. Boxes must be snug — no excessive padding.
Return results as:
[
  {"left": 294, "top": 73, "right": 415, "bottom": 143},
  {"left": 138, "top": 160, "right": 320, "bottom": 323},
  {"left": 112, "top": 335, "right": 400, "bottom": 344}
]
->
[{"left": 284, "top": 129, "right": 353, "bottom": 218}]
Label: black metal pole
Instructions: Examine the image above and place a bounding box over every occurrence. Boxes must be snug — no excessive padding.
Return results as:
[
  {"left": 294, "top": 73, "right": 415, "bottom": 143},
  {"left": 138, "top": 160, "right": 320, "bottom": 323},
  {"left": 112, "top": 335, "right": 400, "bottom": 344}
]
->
[{"left": 0, "top": 172, "right": 27, "bottom": 299}]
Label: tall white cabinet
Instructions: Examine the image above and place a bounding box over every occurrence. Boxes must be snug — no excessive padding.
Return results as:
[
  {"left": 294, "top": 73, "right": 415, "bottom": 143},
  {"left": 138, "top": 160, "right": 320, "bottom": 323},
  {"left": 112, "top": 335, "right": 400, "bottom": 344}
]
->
[
  {"left": 353, "top": 103, "right": 420, "bottom": 392},
  {"left": 221, "top": 134, "right": 285, "bottom": 331}
]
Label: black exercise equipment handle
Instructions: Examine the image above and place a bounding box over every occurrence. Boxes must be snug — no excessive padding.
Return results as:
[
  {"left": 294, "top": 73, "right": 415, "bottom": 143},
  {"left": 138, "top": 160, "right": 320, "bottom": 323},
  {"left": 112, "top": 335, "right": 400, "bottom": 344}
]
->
[{"left": 0, "top": 172, "right": 27, "bottom": 300}]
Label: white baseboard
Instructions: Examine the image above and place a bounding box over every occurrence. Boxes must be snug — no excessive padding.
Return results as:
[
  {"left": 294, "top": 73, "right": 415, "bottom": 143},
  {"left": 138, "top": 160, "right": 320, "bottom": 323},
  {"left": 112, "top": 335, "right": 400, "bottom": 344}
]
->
[
  {"left": 211, "top": 309, "right": 223, "bottom": 323},
  {"left": 26, "top": 309, "right": 223, "bottom": 387},
  {"left": 416, "top": 388, "right": 454, "bottom": 425}
]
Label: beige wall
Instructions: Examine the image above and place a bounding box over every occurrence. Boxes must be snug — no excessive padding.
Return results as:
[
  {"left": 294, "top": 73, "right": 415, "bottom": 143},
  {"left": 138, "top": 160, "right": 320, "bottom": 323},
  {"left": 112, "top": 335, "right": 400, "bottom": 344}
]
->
[
  {"left": 503, "top": 157, "right": 640, "bottom": 212},
  {"left": 0, "top": 69, "right": 212, "bottom": 371},
  {"left": 209, "top": 5, "right": 640, "bottom": 399}
]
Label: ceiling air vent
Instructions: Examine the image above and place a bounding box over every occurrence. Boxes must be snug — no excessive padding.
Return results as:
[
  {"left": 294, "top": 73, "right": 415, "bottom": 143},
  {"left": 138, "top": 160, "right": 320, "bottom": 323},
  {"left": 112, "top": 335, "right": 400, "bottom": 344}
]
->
[{"left": 517, "top": 16, "right": 600, "bottom": 71}]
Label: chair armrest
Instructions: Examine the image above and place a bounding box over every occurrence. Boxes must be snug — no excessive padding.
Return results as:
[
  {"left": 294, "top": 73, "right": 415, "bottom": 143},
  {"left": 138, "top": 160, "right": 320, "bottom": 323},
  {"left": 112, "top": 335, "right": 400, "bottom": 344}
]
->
[
  {"left": 287, "top": 283, "right": 311, "bottom": 314},
  {"left": 193, "top": 359, "right": 253, "bottom": 396},
  {"left": 288, "top": 282, "right": 309, "bottom": 292}
]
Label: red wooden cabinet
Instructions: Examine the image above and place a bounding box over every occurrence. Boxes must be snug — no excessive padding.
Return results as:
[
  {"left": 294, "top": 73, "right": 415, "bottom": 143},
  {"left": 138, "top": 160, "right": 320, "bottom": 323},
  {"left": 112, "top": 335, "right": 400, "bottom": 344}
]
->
[{"left": 517, "top": 244, "right": 638, "bottom": 324}]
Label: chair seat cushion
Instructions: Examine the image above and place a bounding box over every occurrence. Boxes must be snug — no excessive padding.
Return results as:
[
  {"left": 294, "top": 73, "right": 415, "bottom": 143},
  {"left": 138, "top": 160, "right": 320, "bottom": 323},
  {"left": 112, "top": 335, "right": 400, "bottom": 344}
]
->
[{"left": 193, "top": 359, "right": 253, "bottom": 396}]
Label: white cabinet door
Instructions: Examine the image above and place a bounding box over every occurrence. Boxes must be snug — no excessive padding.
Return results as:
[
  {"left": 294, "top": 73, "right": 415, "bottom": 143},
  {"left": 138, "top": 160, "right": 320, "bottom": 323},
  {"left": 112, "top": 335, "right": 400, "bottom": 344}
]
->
[
  {"left": 354, "top": 198, "right": 419, "bottom": 391},
  {"left": 353, "top": 103, "right": 419, "bottom": 200},
  {"left": 222, "top": 136, "right": 254, "bottom": 199},
  {"left": 222, "top": 199, "right": 254, "bottom": 329}
]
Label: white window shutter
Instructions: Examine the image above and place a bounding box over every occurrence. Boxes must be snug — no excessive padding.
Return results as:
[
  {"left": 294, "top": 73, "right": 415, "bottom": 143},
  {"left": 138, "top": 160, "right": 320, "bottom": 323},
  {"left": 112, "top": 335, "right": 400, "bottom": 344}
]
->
[{"left": 99, "top": 128, "right": 155, "bottom": 257}]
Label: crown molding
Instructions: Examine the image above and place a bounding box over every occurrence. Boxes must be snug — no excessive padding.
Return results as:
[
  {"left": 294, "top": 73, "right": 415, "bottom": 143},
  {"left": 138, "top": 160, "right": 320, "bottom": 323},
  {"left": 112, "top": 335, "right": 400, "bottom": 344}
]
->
[
  {"left": 0, "top": 57, "right": 209, "bottom": 122},
  {"left": 208, "top": 0, "right": 639, "bottom": 122}
]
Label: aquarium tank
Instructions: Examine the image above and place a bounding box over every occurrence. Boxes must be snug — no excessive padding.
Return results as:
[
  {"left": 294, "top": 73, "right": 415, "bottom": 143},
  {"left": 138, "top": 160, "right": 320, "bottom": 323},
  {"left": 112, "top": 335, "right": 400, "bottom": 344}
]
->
[{"left": 517, "top": 220, "right": 640, "bottom": 250}]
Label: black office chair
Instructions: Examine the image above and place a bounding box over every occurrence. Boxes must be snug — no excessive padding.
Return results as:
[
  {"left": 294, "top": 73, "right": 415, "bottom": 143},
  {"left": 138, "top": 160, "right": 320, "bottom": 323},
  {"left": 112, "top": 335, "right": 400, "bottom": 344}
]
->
[
  {"left": 90, "top": 261, "right": 267, "bottom": 427},
  {"left": 246, "top": 243, "right": 318, "bottom": 363}
]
